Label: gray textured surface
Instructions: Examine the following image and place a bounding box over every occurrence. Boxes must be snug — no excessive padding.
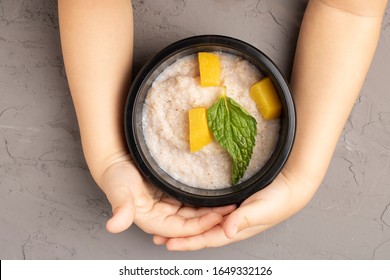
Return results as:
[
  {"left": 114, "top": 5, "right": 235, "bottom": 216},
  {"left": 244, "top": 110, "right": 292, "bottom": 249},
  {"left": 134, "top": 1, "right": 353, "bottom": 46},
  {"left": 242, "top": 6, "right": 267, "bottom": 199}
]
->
[{"left": 1, "top": 0, "right": 390, "bottom": 260}]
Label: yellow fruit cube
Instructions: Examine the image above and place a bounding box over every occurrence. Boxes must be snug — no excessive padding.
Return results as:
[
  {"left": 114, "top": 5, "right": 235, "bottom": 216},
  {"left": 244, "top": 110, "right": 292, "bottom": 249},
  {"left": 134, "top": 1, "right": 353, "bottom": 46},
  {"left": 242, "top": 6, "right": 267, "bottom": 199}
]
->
[
  {"left": 198, "top": 52, "right": 221, "bottom": 87},
  {"left": 250, "top": 77, "right": 282, "bottom": 120},
  {"left": 189, "top": 107, "right": 212, "bottom": 153}
]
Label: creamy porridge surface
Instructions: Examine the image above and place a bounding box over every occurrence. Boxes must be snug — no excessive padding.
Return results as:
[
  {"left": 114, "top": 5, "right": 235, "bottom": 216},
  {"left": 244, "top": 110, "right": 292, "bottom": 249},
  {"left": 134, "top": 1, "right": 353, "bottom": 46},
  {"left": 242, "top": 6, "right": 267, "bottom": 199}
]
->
[{"left": 142, "top": 53, "right": 280, "bottom": 189}]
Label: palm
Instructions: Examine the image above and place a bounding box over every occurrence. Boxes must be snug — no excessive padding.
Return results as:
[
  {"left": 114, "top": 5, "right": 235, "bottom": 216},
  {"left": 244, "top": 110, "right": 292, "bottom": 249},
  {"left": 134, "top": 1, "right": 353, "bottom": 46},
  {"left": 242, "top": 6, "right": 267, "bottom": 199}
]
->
[{"left": 100, "top": 159, "right": 236, "bottom": 237}]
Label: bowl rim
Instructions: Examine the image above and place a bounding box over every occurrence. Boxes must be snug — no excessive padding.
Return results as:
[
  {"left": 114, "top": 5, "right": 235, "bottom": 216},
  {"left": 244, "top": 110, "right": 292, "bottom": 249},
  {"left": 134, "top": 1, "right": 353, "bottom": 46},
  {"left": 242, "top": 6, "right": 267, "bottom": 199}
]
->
[{"left": 125, "top": 34, "right": 296, "bottom": 206}]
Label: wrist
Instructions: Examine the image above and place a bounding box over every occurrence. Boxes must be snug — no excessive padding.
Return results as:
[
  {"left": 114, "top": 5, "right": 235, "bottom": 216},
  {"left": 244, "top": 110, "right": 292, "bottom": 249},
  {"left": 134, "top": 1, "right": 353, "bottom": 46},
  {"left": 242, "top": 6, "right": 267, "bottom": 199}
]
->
[{"left": 84, "top": 146, "right": 132, "bottom": 187}]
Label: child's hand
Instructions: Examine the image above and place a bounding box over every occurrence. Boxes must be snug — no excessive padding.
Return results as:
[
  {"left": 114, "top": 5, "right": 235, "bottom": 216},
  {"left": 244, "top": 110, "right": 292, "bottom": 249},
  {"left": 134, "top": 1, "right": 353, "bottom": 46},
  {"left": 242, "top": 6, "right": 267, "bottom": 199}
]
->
[
  {"left": 99, "top": 156, "right": 236, "bottom": 237},
  {"left": 152, "top": 170, "right": 313, "bottom": 250}
]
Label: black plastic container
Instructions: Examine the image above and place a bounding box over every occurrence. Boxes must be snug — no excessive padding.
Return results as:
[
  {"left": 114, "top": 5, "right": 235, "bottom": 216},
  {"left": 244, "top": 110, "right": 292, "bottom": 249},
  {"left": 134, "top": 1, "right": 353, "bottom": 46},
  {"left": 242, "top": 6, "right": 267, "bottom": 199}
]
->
[{"left": 125, "top": 35, "right": 295, "bottom": 207}]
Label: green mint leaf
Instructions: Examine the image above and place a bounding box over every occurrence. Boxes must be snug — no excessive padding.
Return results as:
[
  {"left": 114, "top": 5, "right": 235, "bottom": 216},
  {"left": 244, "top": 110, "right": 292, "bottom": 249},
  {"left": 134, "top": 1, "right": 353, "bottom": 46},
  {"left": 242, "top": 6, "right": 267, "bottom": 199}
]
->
[{"left": 207, "top": 94, "right": 257, "bottom": 185}]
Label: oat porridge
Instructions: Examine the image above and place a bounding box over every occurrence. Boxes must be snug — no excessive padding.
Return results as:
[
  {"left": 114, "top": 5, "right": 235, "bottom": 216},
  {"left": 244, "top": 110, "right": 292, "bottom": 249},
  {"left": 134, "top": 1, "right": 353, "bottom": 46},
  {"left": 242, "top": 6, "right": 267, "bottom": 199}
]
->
[{"left": 142, "top": 52, "right": 280, "bottom": 189}]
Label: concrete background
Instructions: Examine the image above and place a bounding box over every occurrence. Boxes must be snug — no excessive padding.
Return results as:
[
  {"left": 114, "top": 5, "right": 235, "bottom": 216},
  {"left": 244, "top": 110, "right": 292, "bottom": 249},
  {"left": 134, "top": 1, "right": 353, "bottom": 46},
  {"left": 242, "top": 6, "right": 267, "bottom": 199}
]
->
[{"left": 1, "top": 0, "right": 390, "bottom": 259}]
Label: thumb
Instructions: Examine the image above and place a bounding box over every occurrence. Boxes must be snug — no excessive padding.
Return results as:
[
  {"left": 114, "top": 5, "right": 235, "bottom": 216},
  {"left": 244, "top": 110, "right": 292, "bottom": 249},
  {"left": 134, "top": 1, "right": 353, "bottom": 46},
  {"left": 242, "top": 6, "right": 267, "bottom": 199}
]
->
[
  {"left": 99, "top": 161, "right": 140, "bottom": 233},
  {"left": 222, "top": 174, "right": 313, "bottom": 239},
  {"left": 223, "top": 177, "right": 299, "bottom": 238},
  {"left": 223, "top": 185, "right": 303, "bottom": 239},
  {"left": 223, "top": 201, "right": 277, "bottom": 239},
  {"left": 106, "top": 202, "right": 135, "bottom": 233},
  {"left": 222, "top": 202, "right": 262, "bottom": 239},
  {"left": 222, "top": 198, "right": 283, "bottom": 239},
  {"left": 104, "top": 186, "right": 136, "bottom": 233}
]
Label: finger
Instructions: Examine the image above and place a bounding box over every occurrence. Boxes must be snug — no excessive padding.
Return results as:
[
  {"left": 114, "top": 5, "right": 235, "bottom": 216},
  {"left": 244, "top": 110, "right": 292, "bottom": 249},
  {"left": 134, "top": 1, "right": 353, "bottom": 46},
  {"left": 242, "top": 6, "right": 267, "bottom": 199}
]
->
[
  {"left": 153, "top": 216, "right": 228, "bottom": 247},
  {"left": 106, "top": 203, "right": 135, "bottom": 233},
  {"left": 155, "top": 211, "right": 224, "bottom": 238},
  {"left": 176, "top": 204, "right": 237, "bottom": 219},
  {"left": 137, "top": 202, "right": 232, "bottom": 237},
  {"left": 166, "top": 225, "right": 225, "bottom": 251},
  {"left": 153, "top": 235, "right": 169, "bottom": 245},
  {"left": 165, "top": 224, "right": 267, "bottom": 251}
]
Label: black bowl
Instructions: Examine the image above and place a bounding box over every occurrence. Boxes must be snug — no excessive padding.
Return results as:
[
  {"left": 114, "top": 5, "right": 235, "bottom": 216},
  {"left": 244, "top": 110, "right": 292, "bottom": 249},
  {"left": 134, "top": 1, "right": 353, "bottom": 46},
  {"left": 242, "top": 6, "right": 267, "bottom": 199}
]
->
[{"left": 125, "top": 35, "right": 295, "bottom": 207}]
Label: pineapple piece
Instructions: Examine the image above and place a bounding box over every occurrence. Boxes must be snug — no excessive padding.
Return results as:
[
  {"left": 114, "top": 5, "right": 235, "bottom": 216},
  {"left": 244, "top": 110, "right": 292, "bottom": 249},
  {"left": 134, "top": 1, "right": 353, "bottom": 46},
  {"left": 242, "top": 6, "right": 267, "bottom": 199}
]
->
[
  {"left": 198, "top": 52, "right": 221, "bottom": 87},
  {"left": 189, "top": 107, "right": 212, "bottom": 153},
  {"left": 250, "top": 77, "right": 282, "bottom": 120}
]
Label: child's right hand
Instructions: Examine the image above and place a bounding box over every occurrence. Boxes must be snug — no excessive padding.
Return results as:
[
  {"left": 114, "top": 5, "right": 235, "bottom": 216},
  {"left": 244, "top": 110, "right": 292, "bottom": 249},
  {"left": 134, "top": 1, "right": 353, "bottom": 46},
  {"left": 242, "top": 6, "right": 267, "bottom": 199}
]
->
[{"left": 99, "top": 155, "right": 236, "bottom": 237}]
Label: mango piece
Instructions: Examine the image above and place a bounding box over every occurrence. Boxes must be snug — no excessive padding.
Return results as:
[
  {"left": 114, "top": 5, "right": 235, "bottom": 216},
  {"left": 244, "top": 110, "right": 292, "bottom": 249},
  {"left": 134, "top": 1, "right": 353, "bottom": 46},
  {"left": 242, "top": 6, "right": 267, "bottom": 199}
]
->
[
  {"left": 198, "top": 52, "right": 221, "bottom": 87},
  {"left": 250, "top": 77, "right": 282, "bottom": 120},
  {"left": 189, "top": 107, "right": 212, "bottom": 153}
]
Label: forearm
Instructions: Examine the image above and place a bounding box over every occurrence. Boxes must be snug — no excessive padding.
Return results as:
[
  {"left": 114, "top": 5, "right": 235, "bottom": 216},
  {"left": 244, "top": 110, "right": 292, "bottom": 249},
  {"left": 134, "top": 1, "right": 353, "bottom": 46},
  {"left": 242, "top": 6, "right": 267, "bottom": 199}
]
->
[
  {"left": 286, "top": 0, "right": 387, "bottom": 200},
  {"left": 58, "top": 0, "right": 134, "bottom": 185}
]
